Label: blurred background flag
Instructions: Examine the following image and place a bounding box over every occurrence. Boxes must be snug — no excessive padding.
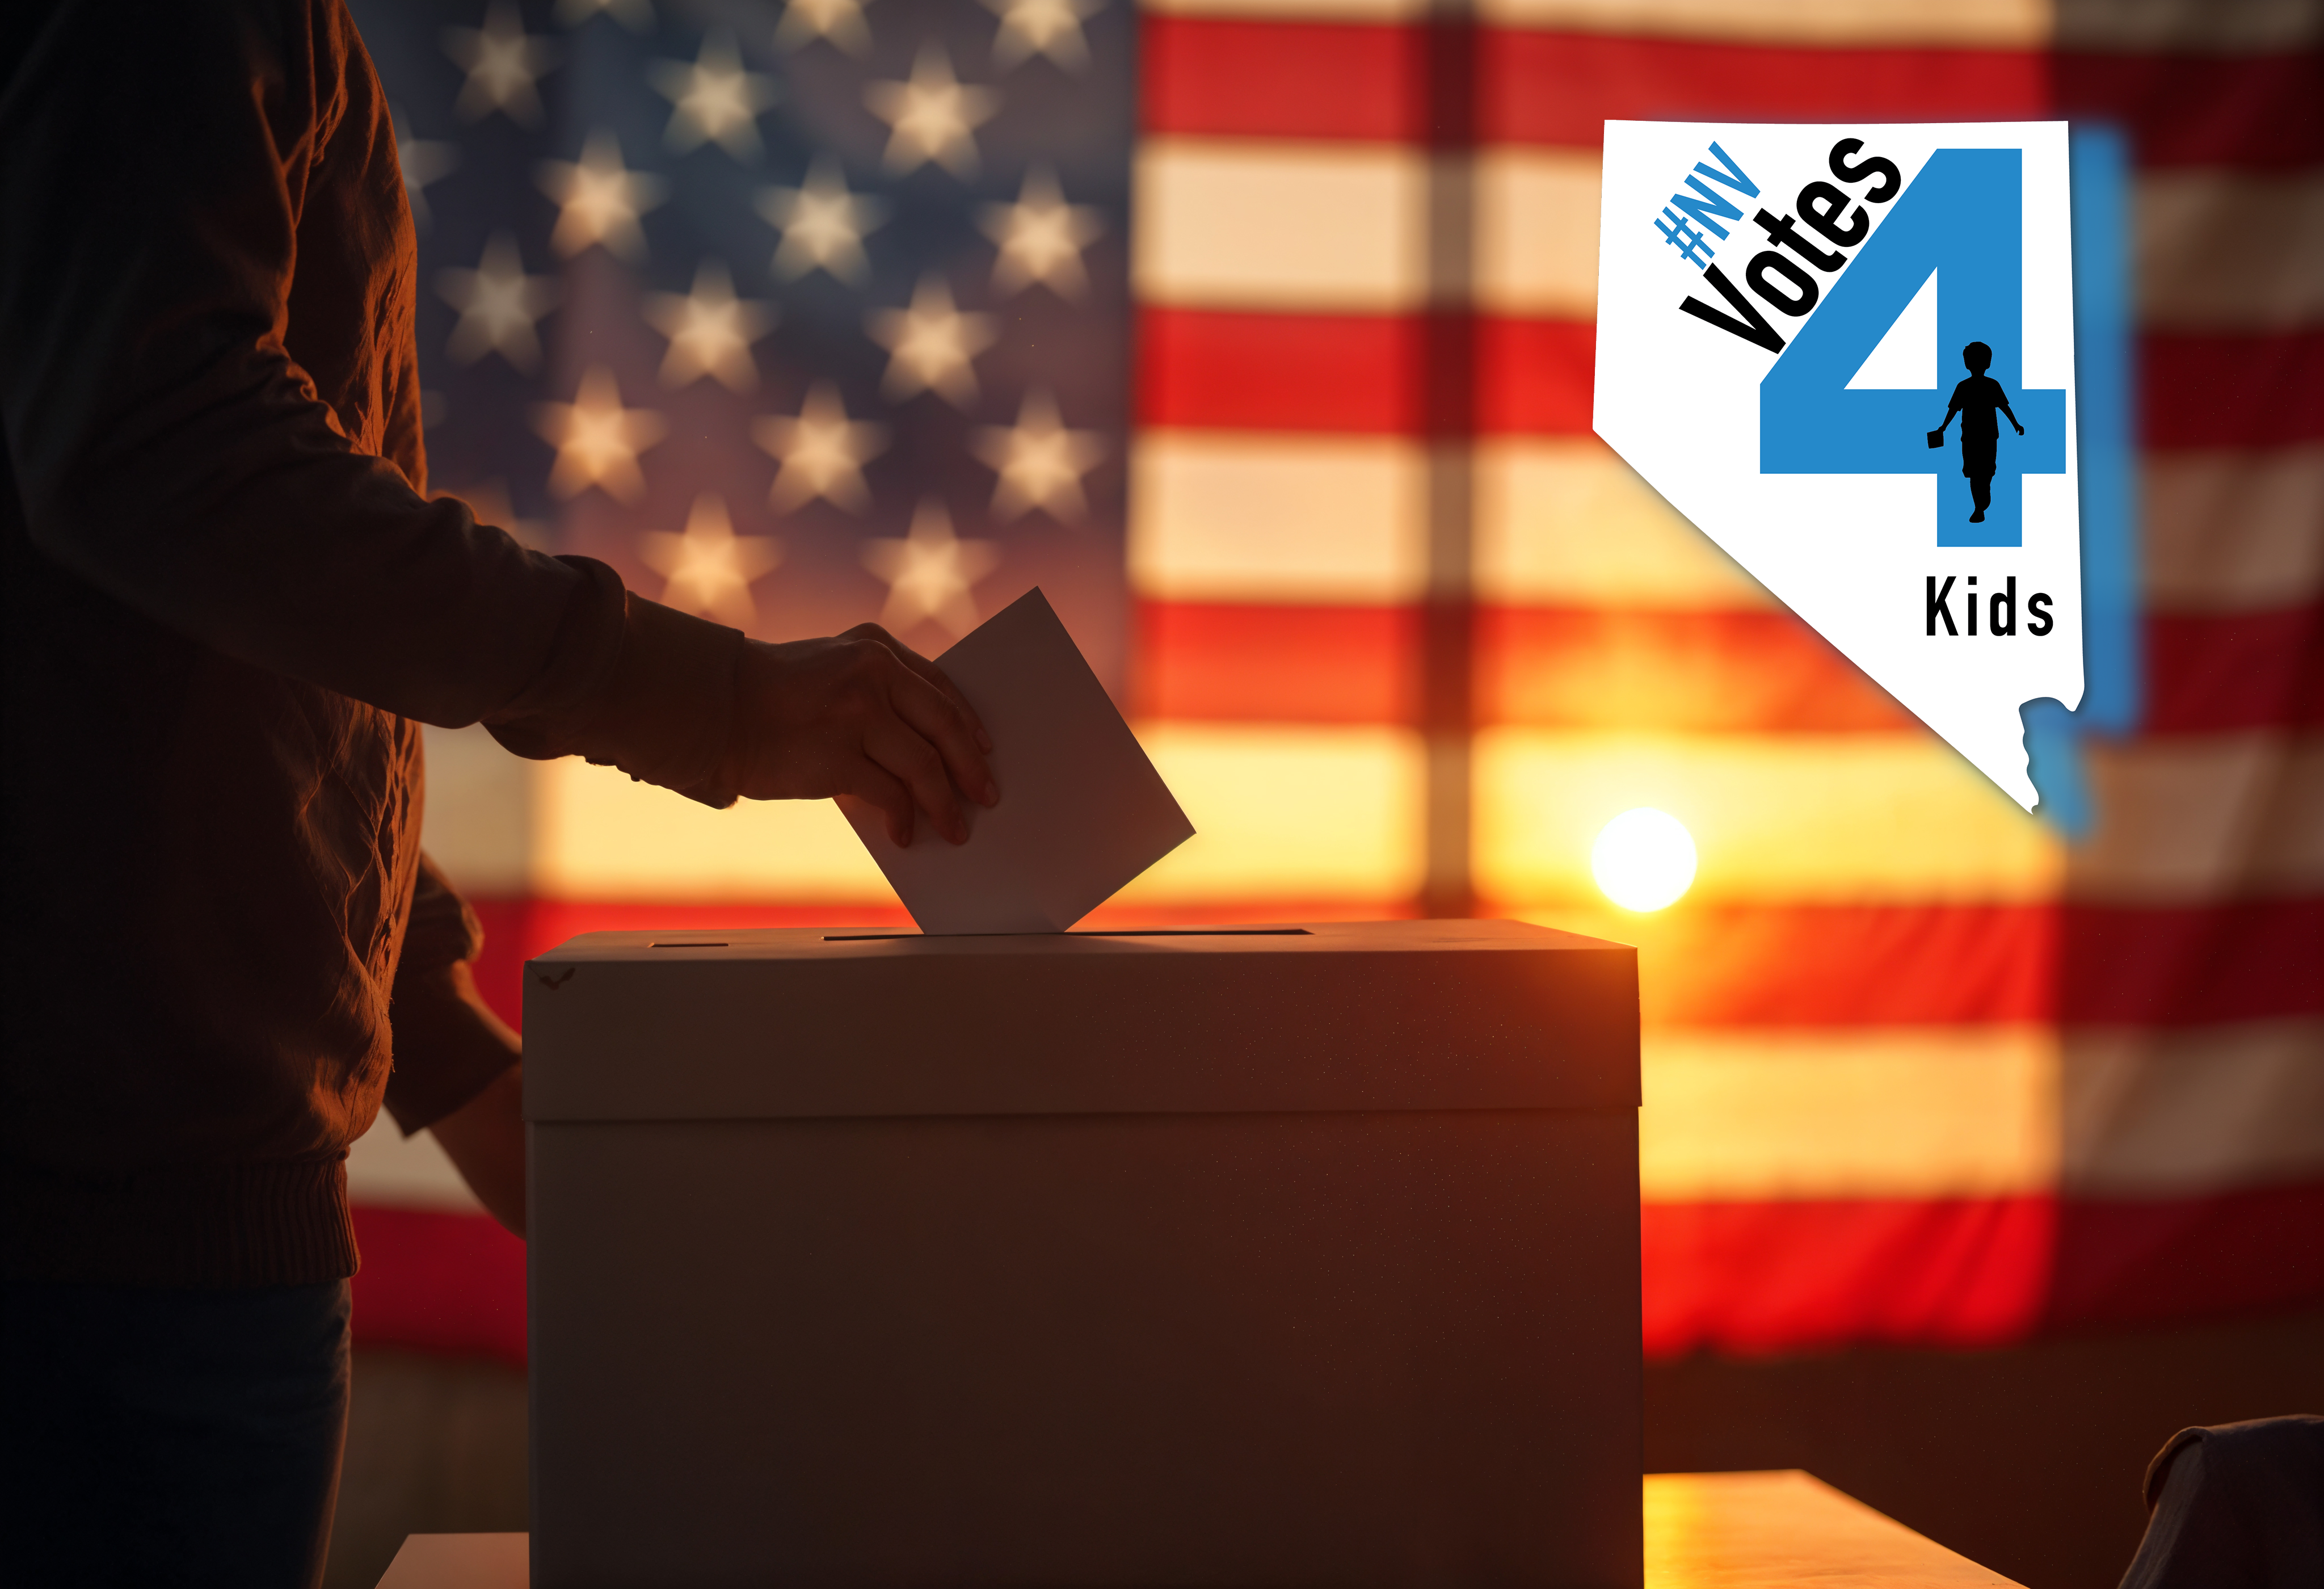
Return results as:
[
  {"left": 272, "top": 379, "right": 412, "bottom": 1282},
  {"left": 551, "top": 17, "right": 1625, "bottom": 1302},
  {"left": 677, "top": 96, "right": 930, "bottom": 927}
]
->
[{"left": 342, "top": 0, "right": 2318, "bottom": 1458}]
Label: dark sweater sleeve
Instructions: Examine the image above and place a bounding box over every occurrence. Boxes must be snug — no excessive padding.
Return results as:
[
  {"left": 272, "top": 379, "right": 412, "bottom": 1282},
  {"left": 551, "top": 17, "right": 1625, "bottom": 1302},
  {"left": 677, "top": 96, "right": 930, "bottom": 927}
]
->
[
  {"left": 0, "top": 0, "right": 740, "bottom": 804},
  {"left": 382, "top": 853, "right": 513, "bottom": 1136}
]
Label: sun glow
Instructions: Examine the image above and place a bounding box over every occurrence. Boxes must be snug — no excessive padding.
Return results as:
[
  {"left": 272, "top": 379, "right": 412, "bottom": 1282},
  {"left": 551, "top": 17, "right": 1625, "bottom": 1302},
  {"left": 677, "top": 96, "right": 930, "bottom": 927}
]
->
[{"left": 1591, "top": 808, "right": 1698, "bottom": 912}]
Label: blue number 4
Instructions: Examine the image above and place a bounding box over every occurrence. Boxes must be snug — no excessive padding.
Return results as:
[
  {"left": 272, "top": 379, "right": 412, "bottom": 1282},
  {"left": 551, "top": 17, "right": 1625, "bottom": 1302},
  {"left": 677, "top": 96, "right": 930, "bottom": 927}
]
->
[{"left": 1761, "top": 148, "right": 2066, "bottom": 549}]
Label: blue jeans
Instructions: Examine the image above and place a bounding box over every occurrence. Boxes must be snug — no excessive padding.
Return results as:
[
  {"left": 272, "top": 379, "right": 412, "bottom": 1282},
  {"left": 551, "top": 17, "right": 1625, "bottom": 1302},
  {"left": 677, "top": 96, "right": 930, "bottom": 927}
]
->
[{"left": 1, "top": 1278, "right": 351, "bottom": 1588}]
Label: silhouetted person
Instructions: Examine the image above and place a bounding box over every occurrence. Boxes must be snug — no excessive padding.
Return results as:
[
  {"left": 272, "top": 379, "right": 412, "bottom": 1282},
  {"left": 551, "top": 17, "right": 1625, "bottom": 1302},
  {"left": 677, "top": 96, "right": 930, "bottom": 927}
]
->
[
  {"left": 1929, "top": 340, "right": 2023, "bottom": 523},
  {"left": 2, "top": 5, "right": 995, "bottom": 1584},
  {"left": 2119, "top": 1416, "right": 2324, "bottom": 1587}
]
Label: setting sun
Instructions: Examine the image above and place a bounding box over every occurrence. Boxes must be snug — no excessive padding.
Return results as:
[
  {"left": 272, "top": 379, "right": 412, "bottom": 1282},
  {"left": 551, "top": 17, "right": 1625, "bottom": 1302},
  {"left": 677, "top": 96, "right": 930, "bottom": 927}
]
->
[{"left": 1591, "top": 808, "right": 1698, "bottom": 911}]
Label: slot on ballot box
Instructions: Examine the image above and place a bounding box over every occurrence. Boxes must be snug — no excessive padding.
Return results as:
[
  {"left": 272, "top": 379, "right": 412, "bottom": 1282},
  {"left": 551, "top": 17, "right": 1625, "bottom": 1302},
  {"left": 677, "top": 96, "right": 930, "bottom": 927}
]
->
[{"left": 524, "top": 919, "right": 1643, "bottom": 1588}]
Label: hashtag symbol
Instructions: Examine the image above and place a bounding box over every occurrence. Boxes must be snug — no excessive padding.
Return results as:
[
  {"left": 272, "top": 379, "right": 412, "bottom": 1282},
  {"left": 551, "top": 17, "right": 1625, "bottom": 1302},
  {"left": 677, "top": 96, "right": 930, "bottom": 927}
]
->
[{"left": 1656, "top": 207, "right": 1716, "bottom": 267}]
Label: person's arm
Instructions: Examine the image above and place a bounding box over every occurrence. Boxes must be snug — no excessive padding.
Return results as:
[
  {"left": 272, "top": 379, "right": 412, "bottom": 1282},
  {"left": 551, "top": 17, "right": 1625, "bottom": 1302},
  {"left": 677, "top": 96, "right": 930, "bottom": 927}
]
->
[
  {"left": 0, "top": 2, "right": 599, "bottom": 734},
  {"left": 384, "top": 857, "right": 525, "bottom": 1235},
  {"left": 420, "top": 981, "right": 526, "bottom": 1239},
  {"left": 1997, "top": 389, "right": 2024, "bottom": 435},
  {"left": 0, "top": 2, "right": 993, "bottom": 824},
  {"left": 1936, "top": 382, "right": 1963, "bottom": 432}
]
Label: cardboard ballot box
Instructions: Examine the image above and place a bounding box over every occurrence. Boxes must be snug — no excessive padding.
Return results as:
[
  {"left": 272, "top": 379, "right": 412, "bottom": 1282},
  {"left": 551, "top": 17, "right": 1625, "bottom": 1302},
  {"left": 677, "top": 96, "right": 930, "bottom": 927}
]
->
[{"left": 524, "top": 920, "right": 1642, "bottom": 1589}]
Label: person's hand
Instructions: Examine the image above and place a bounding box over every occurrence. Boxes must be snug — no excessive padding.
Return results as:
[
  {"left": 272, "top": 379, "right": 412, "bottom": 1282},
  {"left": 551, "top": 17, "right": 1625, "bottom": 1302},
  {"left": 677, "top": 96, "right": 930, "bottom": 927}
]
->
[
  {"left": 716, "top": 623, "right": 997, "bottom": 846},
  {"left": 2013, "top": 421, "right": 2024, "bottom": 435}
]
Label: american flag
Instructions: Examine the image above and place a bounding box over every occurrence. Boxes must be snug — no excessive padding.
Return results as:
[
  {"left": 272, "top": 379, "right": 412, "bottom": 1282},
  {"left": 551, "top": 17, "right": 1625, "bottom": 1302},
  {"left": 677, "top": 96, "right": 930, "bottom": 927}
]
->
[{"left": 343, "top": 0, "right": 2322, "bottom": 1367}]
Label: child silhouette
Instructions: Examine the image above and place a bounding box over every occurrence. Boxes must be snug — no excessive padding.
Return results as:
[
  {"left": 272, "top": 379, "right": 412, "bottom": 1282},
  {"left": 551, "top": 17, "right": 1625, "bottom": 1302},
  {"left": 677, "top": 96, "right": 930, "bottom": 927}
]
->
[{"left": 1928, "top": 341, "right": 2024, "bottom": 523}]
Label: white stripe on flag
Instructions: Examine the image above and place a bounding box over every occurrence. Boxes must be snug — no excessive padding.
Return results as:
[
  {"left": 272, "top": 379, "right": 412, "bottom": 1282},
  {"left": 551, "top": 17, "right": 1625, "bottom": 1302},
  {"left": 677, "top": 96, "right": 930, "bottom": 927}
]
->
[
  {"left": 426, "top": 729, "right": 2324, "bottom": 910},
  {"left": 2070, "top": 733, "right": 2324, "bottom": 902},
  {"left": 1476, "top": 438, "right": 1775, "bottom": 608},
  {"left": 2064, "top": 1019, "right": 2324, "bottom": 1195},
  {"left": 1144, "top": 139, "right": 2304, "bottom": 339},
  {"left": 1475, "top": 149, "right": 1603, "bottom": 317},
  {"left": 1143, "top": 0, "right": 2049, "bottom": 47},
  {"left": 1477, "top": 729, "right": 2065, "bottom": 905},
  {"left": 1130, "top": 433, "right": 1771, "bottom": 608},
  {"left": 1119, "top": 723, "right": 1428, "bottom": 902},
  {"left": 2142, "top": 447, "right": 2324, "bottom": 611},
  {"left": 424, "top": 723, "right": 1428, "bottom": 907},
  {"left": 1643, "top": 1022, "right": 2324, "bottom": 1203},
  {"left": 2139, "top": 171, "right": 2324, "bottom": 330},
  {"left": 2052, "top": 0, "right": 2324, "bottom": 54},
  {"left": 1640, "top": 1024, "right": 2060, "bottom": 1201},
  {"left": 1130, "top": 432, "right": 1428, "bottom": 602},
  {"left": 1143, "top": 0, "right": 2319, "bottom": 54},
  {"left": 422, "top": 724, "right": 534, "bottom": 897},
  {"left": 1138, "top": 142, "right": 1603, "bottom": 316},
  {"left": 1136, "top": 140, "right": 1426, "bottom": 312},
  {"left": 534, "top": 756, "right": 886, "bottom": 902},
  {"left": 1484, "top": 0, "right": 2049, "bottom": 47}
]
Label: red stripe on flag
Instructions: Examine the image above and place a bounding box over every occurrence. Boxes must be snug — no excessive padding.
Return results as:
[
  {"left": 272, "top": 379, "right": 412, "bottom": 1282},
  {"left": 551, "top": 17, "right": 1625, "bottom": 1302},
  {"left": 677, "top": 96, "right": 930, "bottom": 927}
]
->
[
  {"left": 1140, "top": 603, "right": 1913, "bottom": 732},
  {"left": 1141, "top": 16, "right": 2324, "bottom": 168},
  {"left": 2052, "top": 49, "right": 2324, "bottom": 171},
  {"left": 1139, "top": 308, "right": 1429, "bottom": 434},
  {"left": 1481, "top": 30, "right": 2048, "bottom": 149},
  {"left": 1144, "top": 16, "right": 1420, "bottom": 143},
  {"left": 1133, "top": 601, "right": 1417, "bottom": 722},
  {"left": 1145, "top": 310, "right": 2312, "bottom": 452},
  {"left": 2142, "top": 331, "right": 2324, "bottom": 450},
  {"left": 1605, "top": 903, "right": 2061, "bottom": 1027},
  {"left": 1478, "top": 318, "right": 1597, "bottom": 436},
  {"left": 1503, "top": 899, "right": 2324, "bottom": 1028},
  {"left": 1641, "top": 1195, "right": 2055, "bottom": 1357},
  {"left": 2061, "top": 898, "right": 2324, "bottom": 1027},
  {"left": 1139, "top": 602, "right": 1919, "bottom": 732},
  {"left": 350, "top": 1204, "right": 527, "bottom": 1368},
  {"left": 2045, "top": 1179, "right": 2324, "bottom": 1331},
  {"left": 2145, "top": 606, "right": 2324, "bottom": 734},
  {"left": 1135, "top": 603, "right": 2318, "bottom": 737},
  {"left": 1140, "top": 309, "right": 1598, "bottom": 436}
]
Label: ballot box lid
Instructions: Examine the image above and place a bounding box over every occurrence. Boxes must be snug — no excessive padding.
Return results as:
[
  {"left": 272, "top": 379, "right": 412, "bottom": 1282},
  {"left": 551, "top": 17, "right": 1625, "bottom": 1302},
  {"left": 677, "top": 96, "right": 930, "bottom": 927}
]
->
[{"left": 523, "top": 919, "right": 1637, "bottom": 1122}]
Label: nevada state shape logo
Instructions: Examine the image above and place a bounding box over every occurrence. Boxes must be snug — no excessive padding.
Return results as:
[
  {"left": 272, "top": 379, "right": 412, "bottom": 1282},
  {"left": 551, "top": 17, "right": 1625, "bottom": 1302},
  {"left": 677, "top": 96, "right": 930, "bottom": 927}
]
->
[{"left": 1594, "top": 121, "right": 2080, "bottom": 810}]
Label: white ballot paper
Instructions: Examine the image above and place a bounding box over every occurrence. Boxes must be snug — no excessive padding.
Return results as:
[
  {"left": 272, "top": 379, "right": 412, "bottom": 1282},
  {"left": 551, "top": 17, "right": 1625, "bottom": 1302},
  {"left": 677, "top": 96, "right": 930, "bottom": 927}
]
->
[{"left": 841, "top": 589, "right": 1195, "bottom": 934}]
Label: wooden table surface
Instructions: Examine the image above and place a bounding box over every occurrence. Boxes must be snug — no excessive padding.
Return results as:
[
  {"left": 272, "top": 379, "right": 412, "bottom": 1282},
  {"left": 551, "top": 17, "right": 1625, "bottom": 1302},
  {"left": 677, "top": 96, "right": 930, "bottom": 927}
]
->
[
  {"left": 1643, "top": 1470, "right": 2024, "bottom": 1587},
  {"left": 376, "top": 1469, "right": 2026, "bottom": 1587}
]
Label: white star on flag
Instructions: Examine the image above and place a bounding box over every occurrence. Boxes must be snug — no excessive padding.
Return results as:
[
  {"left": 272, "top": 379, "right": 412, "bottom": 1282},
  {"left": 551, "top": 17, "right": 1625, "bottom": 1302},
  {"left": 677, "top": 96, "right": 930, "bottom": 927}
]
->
[
  {"left": 756, "top": 157, "right": 887, "bottom": 283},
  {"left": 650, "top": 30, "right": 777, "bottom": 159},
  {"left": 971, "top": 389, "right": 1104, "bottom": 521},
  {"left": 645, "top": 260, "right": 774, "bottom": 392},
  {"left": 983, "top": 0, "right": 1103, "bottom": 71},
  {"left": 533, "top": 367, "right": 666, "bottom": 502},
  {"left": 442, "top": 2, "right": 558, "bottom": 128},
  {"left": 866, "top": 275, "right": 997, "bottom": 406},
  {"left": 554, "top": 0, "right": 654, "bottom": 28},
  {"left": 641, "top": 494, "right": 782, "bottom": 628},
  {"left": 537, "top": 131, "right": 668, "bottom": 260},
  {"left": 864, "top": 44, "right": 999, "bottom": 177},
  {"left": 861, "top": 498, "right": 1000, "bottom": 638},
  {"left": 437, "top": 232, "right": 561, "bottom": 371},
  {"left": 753, "top": 382, "right": 889, "bottom": 513},
  {"left": 393, "top": 108, "right": 459, "bottom": 232},
  {"left": 774, "top": 0, "right": 874, "bottom": 55},
  {"left": 979, "top": 163, "right": 1102, "bottom": 298}
]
